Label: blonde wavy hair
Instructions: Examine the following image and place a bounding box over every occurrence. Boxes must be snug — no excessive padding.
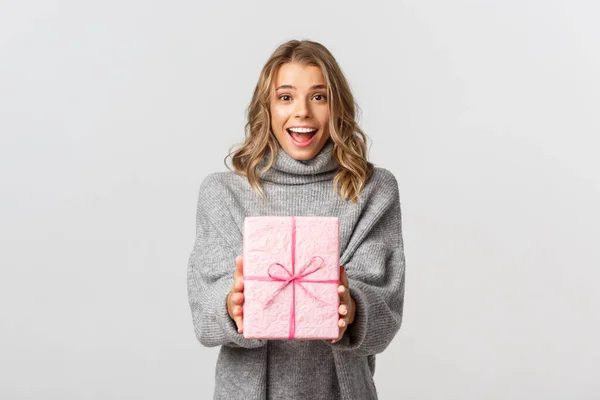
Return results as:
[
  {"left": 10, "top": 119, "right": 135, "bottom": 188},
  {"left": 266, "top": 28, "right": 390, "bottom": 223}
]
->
[{"left": 224, "top": 39, "right": 374, "bottom": 203}]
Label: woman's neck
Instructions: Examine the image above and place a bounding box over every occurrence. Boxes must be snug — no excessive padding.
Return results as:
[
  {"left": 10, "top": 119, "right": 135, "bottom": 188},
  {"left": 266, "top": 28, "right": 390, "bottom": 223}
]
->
[{"left": 257, "top": 138, "right": 339, "bottom": 185}]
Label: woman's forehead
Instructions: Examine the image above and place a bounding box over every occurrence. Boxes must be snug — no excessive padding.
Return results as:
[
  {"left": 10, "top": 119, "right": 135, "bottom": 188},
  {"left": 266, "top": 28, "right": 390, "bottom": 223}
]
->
[{"left": 274, "top": 63, "right": 326, "bottom": 88}]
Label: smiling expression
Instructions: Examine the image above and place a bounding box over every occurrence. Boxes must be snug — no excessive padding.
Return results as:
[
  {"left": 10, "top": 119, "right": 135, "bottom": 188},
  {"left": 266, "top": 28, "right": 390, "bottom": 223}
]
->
[{"left": 270, "top": 62, "right": 331, "bottom": 161}]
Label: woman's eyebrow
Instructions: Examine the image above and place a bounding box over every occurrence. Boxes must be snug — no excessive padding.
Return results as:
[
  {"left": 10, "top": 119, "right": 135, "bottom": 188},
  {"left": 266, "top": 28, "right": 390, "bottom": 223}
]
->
[{"left": 275, "top": 84, "right": 327, "bottom": 91}]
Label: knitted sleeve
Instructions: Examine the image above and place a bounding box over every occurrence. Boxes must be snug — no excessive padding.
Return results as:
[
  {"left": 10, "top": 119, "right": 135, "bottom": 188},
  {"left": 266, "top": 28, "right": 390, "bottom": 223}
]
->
[
  {"left": 327, "top": 169, "right": 406, "bottom": 356},
  {"left": 187, "top": 173, "right": 267, "bottom": 349}
]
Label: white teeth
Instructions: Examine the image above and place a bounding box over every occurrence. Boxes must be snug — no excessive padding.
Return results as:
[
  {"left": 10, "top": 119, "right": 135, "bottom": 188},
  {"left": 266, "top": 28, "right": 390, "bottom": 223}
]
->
[{"left": 288, "top": 127, "right": 317, "bottom": 133}]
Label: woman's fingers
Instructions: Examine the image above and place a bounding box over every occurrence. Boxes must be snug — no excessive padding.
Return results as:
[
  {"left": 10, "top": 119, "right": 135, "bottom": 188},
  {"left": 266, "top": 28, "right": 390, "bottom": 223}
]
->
[
  {"left": 229, "top": 293, "right": 244, "bottom": 333},
  {"left": 331, "top": 318, "right": 347, "bottom": 343},
  {"left": 330, "top": 265, "right": 350, "bottom": 343},
  {"left": 236, "top": 255, "right": 243, "bottom": 274},
  {"left": 332, "top": 265, "right": 356, "bottom": 344},
  {"left": 234, "top": 255, "right": 244, "bottom": 292},
  {"left": 338, "top": 284, "right": 350, "bottom": 305},
  {"left": 229, "top": 255, "right": 245, "bottom": 333},
  {"left": 233, "top": 313, "right": 243, "bottom": 333},
  {"left": 231, "top": 292, "right": 244, "bottom": 304},
  {"left": 337, "top": 265, "right": 351, "bottom": 312},
  {"left": 340, "top": 265, "right": 349, "bottom": 289},
  {"left": 338, "top": 304, "right": 347, "bottom": 316}
]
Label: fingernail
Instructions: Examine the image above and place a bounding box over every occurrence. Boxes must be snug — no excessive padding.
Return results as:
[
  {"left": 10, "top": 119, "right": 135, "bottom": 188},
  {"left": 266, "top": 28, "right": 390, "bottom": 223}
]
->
[{"left": 338, "top": 286, "right": 345, "bottom": 293}]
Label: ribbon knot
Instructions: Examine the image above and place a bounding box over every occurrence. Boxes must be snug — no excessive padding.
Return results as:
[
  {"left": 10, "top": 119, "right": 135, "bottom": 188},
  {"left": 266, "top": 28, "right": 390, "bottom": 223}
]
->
[{"left": 264, "top": 255, "right": 333, "bottom": 306}]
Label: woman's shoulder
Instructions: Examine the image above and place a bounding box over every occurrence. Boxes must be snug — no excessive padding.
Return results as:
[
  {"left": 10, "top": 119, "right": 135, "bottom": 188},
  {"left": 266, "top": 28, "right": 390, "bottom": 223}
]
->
[
  {"left": 196, "top": 171, "right": 248, "bottom": 205},
  {"left": 196, "top": 172, "right": 231, "bottom": 204},
  {"left": 370, "top": 166, "right": 399, "bottom": 186},
  {"left": 199, "top": 171, "right": 227, "bottom": 189},
  {"left": 366, "top": 166, "right": 400, "bottom": 197},
  {"left": 198, "top": 171, "right": 243, "bottom": 191}
]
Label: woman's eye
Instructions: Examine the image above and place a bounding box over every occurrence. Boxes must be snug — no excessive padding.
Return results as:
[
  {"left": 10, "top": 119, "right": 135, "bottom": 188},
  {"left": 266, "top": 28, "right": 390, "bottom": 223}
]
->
[{"left": 278, "top": 94, "right": 327, "bottom": 101}]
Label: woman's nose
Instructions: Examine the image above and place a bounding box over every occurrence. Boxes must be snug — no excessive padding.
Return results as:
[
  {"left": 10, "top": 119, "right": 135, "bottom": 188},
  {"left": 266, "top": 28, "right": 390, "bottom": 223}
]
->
[{"left": 293, "top": 98, "right": 310, "bottom": 118}]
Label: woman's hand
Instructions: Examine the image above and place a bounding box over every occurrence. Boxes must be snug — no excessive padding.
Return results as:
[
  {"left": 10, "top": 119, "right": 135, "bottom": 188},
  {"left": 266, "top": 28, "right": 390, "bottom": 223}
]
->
[
  {"left": 331, "top": 265, "right": 356, "bottom": 343},
  {"left": 227, "top": 255, "right": 245, "bottom": 334}
]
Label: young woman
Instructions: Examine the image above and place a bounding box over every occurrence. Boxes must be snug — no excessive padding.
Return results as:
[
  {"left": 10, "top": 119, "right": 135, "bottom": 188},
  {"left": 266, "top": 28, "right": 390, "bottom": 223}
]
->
[{"left": 187, "top": 39, "right": 406, "bottom": 400}]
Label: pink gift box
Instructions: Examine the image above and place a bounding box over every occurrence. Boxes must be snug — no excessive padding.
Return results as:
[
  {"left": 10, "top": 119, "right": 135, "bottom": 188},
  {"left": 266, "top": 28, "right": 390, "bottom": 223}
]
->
[{"left": 242, "top": 216, "right": 340, "bottom": 340}]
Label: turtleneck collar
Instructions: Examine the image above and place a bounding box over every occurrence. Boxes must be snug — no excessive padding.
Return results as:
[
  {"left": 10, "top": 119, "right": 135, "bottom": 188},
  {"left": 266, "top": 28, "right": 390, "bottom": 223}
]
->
[{"left": 258, "top": 138, "right": 339, "bottom": 185}]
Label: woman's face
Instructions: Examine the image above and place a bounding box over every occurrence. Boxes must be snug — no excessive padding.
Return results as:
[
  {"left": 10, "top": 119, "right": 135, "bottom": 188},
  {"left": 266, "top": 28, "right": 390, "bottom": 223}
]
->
[{"left": 270, "top": 62, "right": 331, "bottom": 161}]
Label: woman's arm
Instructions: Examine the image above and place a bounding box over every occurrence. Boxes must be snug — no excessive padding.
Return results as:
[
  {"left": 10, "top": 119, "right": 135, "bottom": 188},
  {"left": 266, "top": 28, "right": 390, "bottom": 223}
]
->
[
  {"left": 187, "top": 173, "right": 266, "bottom": 349},
  {"left": 327, "top": 169, "right": 406, "bottom": 356}
]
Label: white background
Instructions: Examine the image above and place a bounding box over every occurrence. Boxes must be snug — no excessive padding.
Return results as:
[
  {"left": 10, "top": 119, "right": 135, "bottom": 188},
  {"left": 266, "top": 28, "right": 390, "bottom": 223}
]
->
[{"left": 1, "top": 0, "right": 599, "bottom": 398}]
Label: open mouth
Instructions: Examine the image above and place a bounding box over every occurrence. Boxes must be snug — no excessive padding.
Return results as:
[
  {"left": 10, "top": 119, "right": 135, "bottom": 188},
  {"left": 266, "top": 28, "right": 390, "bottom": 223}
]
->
[{"left": 286, "top": 128, "right": 318, "bottom": 144}]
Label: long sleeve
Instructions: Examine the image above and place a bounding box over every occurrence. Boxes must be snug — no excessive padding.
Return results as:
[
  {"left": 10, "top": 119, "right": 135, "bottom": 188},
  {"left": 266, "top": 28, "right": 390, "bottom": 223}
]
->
[
  {"left": 187, "top": 173, "right": 267, "bottom": 349},
  {"left": 328, "top": 169, "right": 406, "bottom": 356}
]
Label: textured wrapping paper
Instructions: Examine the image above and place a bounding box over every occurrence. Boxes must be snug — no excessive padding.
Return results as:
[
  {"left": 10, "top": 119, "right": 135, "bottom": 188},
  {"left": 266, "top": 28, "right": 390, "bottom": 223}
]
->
[{"left": 242, "top": 216, "right": 340, "bottom": 340}]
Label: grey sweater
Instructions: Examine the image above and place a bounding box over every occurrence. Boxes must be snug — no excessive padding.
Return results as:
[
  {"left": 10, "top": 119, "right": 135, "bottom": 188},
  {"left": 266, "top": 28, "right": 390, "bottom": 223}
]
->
[{"left": 187, "top": 139, "right": 406, "bottom": 400}]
